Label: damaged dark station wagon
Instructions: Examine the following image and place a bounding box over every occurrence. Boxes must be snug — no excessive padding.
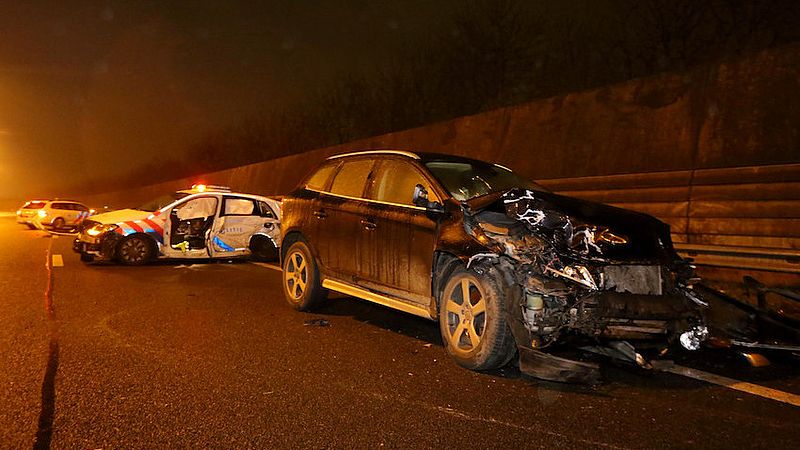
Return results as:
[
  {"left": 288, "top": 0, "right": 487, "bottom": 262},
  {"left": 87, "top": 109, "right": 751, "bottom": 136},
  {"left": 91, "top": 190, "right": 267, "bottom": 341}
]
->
[{"left": 280, "top": 150, "right": 709, "bottom": 382}]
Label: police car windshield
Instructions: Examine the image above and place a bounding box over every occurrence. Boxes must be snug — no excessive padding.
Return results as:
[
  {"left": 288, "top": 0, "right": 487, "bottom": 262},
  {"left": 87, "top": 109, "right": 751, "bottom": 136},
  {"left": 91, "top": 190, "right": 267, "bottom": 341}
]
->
[{"left": 135, "top": 192, "right": 188, "bottom": 211}]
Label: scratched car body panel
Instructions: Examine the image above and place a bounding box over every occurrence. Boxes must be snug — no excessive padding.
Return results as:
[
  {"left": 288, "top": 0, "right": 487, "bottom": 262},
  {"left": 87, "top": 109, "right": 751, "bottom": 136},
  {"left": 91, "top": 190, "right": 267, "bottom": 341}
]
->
[
  {"left": 280, "top": 151, "right": 708, "bottom": 383},
  {"left": 73, "top": 191, "right": 281, "bottom": 264}
]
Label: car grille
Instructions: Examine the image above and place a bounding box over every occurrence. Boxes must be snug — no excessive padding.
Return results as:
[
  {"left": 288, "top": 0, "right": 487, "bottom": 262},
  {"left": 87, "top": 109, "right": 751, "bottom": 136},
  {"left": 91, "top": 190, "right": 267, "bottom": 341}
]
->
[{"left": 602, "top": 265, "right": 663, "bottom": 296}]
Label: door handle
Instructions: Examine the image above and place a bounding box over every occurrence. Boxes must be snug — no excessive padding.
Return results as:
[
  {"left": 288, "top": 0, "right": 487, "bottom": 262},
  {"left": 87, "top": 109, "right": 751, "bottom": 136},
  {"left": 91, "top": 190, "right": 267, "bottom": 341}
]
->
[
  {"left": 313, "top": 209, "right": 327, "bottom": 219},
  {"left": 360, "top": 219, "right": 377, "bottom": 231}
]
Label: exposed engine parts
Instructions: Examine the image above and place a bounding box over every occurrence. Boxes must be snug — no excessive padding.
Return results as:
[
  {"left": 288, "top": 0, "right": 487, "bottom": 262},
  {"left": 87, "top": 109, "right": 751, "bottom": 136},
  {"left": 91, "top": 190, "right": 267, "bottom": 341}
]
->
[{"left": 467, "top": 188, "right": 708, "bottom": 363}]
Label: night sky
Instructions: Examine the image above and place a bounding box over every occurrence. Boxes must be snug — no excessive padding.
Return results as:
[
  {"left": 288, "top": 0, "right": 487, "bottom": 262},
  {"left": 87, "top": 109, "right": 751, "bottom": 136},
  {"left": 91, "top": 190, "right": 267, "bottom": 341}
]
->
[{"left": 0, "top": 0, "right": 458, "bottom": 198}]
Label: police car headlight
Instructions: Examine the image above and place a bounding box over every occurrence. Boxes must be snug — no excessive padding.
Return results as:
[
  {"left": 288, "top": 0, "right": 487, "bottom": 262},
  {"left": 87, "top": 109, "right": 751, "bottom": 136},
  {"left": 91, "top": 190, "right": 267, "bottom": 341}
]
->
[
  {"left": 87, "top": 224, "right": 118, "bottom": 236},
  {"left": 38, "top": 209, "right": 47, "bottom": 218}
]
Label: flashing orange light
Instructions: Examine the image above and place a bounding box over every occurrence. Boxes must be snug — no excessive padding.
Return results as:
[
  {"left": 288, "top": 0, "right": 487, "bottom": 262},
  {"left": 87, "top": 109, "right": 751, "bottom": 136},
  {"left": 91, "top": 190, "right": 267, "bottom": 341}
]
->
[{"left": 194, "top": 184, "right": 207, "bottom": 192}]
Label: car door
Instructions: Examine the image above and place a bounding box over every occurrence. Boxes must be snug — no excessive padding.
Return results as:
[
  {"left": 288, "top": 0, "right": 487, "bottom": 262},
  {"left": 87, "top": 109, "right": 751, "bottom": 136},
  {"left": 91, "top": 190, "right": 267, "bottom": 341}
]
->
[
  {"left": 208, "top": 196, "right": 275, "bottom": 258},
  {"left": 161, "top": 195, "right": 220, "bottom": 259},
  {"left": 50, "top": 202, "right": 72, "bottom": 224},
  {"left": 314, "top": 157, "right": 376, "bottom": 281},
  {"left": 358, "top": 158, "right": 442, "bottom": 306},
  {"left": 69, "top": 203, "right": 90, "bottom": 225},
  {"left": 294, "top": 160, "right": 340, "bottom": 256}
]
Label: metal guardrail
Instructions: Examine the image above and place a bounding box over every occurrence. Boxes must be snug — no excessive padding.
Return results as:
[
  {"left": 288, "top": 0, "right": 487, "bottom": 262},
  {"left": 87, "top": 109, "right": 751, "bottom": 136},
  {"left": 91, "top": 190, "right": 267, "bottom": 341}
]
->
[{"left": 675, "top": 244, "right": 800, "bottom": 274}]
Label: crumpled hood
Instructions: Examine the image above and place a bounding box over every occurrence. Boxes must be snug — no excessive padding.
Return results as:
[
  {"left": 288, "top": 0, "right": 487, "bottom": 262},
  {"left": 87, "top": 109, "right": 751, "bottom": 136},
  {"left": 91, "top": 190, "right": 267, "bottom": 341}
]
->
[
  {"left": 467, "top": 188, "right": 675, "bottom": 261},
  {"left": 88, "top": 209, "right": 152, "bottom": 225}
]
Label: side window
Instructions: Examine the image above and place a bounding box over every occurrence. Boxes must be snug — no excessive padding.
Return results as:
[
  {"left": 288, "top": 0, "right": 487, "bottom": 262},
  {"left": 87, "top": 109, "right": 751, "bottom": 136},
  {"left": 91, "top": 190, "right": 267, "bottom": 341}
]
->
[
  {"left": 174, "top": 197, "right": 218, "bottom": 220},
  {"left": 222, "top": 198, "right": 257, "bottom": 216},
  {"left": 369, "top": 160, "right": 439, "bottom": 206},
  {"left": 306, "top": 162, "right": 339, "bottom": 191},
  {"left": 329, "top": 159, "right": 375, "bottom": 198},
  {"left": 51, "top": 202, "right": 66, "bottom": 210},
  {"left": 75, "top": 204, "right": 89, "bottom": 212},
  {"left": 258, "top": 201, "right": 275, "bottom": 218}
]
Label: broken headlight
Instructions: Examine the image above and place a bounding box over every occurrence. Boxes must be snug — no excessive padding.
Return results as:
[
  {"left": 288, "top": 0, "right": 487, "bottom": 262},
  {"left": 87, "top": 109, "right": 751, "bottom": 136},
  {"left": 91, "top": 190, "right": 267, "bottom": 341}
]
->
[
  {"left": 570, "top": 225, "right": 628, "bottom": 255},
  {"left": 86, "top": 223, "right": 118, "bottom": 236}
]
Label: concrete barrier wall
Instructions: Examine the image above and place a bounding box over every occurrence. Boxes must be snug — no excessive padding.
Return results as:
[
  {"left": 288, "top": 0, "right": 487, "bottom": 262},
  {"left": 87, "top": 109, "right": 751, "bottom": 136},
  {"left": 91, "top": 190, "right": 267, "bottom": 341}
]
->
[{"left": 78, "top": 44, "right": 800, "bottom": 282}]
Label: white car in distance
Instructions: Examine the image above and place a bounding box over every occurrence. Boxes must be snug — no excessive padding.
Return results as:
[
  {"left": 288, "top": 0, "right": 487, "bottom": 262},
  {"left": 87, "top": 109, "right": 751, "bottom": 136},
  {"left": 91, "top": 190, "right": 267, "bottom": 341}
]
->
[{"left": 17, "top": 200, "right": 92, "bottom": 231}]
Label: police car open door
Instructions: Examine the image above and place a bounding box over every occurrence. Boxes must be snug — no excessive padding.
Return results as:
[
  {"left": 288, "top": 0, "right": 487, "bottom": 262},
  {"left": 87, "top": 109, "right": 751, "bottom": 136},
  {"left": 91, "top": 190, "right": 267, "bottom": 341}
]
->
[{"left": 208, "top": 196, "right": 276, "bottom": 258}]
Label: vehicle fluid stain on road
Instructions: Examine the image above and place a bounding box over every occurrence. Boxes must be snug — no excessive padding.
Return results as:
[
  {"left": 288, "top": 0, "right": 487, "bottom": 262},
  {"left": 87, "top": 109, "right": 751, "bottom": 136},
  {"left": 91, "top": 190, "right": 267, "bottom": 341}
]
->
[{"left": 34, "top": 239, "right": 59, "bottom": 450}]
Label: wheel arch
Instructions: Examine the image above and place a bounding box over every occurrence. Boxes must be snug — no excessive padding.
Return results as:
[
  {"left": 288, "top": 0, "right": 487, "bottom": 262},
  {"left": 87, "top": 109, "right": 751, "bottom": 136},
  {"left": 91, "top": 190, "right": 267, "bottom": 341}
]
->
[
  {"left": 115, "top": 232, "right": 158, "bottom": 261},
  {"left": 280, "top": 231, "right": 304, "bottom": 263},
  {"left": 432, "top": 251, "right": 466, "bottom": 314},
  {"left": 249, "top": 233, "right": 279, "bottom": 261}
]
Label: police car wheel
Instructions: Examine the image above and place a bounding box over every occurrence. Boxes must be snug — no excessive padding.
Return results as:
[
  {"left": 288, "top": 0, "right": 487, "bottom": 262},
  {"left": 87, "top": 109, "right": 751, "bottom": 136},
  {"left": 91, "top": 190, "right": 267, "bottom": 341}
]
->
[
  {"left": 79, "top": 253, "right": 94, "bottom": 262},
  {"left": 52, "top": 218, "right": 65, "bottom": 231},
  {"left": 117, "top": 235, "right": 154, "bottom": 265}
]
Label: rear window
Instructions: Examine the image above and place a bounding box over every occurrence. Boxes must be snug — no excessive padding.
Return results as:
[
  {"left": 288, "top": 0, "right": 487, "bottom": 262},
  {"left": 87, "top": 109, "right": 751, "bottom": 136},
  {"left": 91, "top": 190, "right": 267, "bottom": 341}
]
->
[
  {"left": 24, "top": 202, "right": 46, "bottom": 209},
  {"left": 222, "top": 197, "right": 257, "bottom": 216},
  {"left": 329, "top": 159, "right": 375, "bottom": 198},
  {"left": 258, "top": 201, "right": 276, "bottom": 218}
]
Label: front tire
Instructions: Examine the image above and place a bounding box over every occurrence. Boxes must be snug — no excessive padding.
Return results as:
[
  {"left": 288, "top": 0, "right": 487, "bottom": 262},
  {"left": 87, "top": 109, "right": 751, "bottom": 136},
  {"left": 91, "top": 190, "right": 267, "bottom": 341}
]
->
[
  {"left": 439, "top": 266, "right": 515, "bottom": 371},
  {"left": 116, "top": 235, "right": 155, "bottom": 266},
  {"left": 282, "top": 240, "right": 327, "bottom": 311}
]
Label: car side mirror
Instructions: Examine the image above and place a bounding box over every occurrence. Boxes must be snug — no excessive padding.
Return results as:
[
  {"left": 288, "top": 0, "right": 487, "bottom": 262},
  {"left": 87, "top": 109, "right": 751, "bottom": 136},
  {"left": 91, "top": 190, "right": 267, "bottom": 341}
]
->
[
  {"left": 413, "top": 184, "right": 445, "bottom": 215},
  {"left": 412, "top": 184, "right": 429, "bottom": 208}
]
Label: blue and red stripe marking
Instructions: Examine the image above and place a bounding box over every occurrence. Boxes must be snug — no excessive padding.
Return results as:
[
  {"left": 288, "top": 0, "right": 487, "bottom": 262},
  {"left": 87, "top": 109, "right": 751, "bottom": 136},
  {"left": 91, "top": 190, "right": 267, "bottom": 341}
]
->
[{"left": 114, "top": 216, "right": 165, "bottom": 244}]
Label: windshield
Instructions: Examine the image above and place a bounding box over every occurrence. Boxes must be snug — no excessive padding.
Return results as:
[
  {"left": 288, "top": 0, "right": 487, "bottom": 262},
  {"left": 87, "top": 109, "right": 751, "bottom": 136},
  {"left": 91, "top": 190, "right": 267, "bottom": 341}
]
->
[
  {"left": 424, "top": 160, "right": 543, "bottom": 201},
  {"left": 135, "top": 192, "right": 188, "bottom": 211}
]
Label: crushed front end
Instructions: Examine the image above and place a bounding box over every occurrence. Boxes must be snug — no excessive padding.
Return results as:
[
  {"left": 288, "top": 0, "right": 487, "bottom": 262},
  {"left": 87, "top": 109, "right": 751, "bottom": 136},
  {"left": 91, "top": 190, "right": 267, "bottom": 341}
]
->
[
  {"left": 465, "top": 188, "right": 708, "bottom": 383},
  {"left": 72, "top": 220, "right": 123, "bottom": 261}
]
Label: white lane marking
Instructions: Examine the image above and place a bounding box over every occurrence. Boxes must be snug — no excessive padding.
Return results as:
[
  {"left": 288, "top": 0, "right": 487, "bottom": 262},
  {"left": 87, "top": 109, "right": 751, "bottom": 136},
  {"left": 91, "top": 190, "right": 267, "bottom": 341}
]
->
[
  {"left": 51, "top": 254, "right": 64, "bottom": 267},
  {"left": 251, "top": 262, "right": 282, "bottom": 272},
  {"left": 658, "top": 362, "right": 800, "bottom": 407}
]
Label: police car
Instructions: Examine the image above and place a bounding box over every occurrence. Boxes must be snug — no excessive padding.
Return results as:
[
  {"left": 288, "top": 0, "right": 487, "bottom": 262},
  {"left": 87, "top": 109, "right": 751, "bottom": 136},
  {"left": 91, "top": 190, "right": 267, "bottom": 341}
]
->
[
  {"left": 17, "top": 199, "right": 93, "bottom": 231},
  {"left": 73, "top": 186, "right": 281, "bottom": 264}
]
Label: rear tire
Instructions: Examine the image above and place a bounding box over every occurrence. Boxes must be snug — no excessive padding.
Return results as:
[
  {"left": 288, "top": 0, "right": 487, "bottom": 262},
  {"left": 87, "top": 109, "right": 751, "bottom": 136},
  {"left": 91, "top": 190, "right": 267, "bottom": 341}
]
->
[
  {"left": 439, "top": 266, "right": 515, "bottom": 371},
  {"left": 52, "top": 217, "right": 65, "bottom": 231},
  {"left": 282, "top": 240, "right": 327, "bottom": 311},
  {"left": 79, "top": 253, "right": 94, "bottom": 263},
  {"left": 250, "top": 235, "right": 279, "bottom": 261},
  {"left": 116, "top": 235, "right": 155, "bottom": 266}
]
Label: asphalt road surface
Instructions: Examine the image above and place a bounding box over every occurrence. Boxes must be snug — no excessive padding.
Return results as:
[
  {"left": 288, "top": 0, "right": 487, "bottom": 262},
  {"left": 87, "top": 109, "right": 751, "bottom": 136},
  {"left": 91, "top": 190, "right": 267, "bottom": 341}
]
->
[{"left": 1, "top": 214, "right": 798, "bottom": 449}]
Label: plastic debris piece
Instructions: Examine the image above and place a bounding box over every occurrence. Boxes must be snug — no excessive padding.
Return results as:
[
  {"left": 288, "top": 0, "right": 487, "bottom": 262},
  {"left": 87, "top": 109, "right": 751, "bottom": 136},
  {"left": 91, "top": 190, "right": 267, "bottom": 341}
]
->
[{"left": 303, "top": 318, "right": 330, "bottom": 327}]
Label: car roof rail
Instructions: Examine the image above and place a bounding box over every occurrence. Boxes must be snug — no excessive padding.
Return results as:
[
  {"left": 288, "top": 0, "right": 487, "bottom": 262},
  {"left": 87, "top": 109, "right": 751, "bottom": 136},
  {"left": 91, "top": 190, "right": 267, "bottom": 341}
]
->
[{"left": 327, "top": 150, "right": 420, "bottom": 160}]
